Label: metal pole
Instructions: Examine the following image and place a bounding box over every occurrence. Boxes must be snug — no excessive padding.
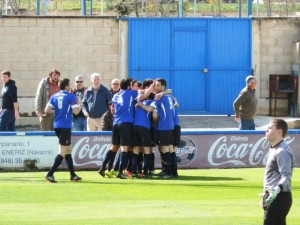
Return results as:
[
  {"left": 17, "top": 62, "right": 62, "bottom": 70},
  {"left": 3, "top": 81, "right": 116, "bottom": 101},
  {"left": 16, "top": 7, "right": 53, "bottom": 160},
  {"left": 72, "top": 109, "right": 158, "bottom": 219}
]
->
[
  {"left": 238, "top": 0, "right": 241, "bottom": 18},
  {"left": 90, "top": 0, "right": 93, "bottom": 16},
  {"left": 81, "top": 0, "right": 86, "bottom": 16},
  {"left": 256, "top": 0, "right": 259, "bottom": 17},
  {"left": 5, "top": 0, "right": 8, "bottom": 15},
  {"left": 247, "top": 0, "right": 252, "bottom": 17},
  {"left": 36, "top": 0, "right": 40, "bottom": 15},
  {"left": 194, "top": 0, "right": 196, "bottom": 17},
  {"left": 43, "top": 0, "right": 46, "bottom": 16},
  {"left": 179, "top": 0, "right": 183, "bottom": 17},
  {"left": 101, "top": 0, "right": 103, "bottom": 16}
]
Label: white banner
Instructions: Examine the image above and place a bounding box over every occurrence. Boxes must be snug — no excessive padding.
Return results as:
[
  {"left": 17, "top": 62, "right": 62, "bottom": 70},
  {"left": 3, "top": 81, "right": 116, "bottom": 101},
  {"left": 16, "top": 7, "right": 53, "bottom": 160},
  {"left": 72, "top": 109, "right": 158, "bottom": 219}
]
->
[{"left": 0, "top": 136, "right": 58, "bottom": 168}]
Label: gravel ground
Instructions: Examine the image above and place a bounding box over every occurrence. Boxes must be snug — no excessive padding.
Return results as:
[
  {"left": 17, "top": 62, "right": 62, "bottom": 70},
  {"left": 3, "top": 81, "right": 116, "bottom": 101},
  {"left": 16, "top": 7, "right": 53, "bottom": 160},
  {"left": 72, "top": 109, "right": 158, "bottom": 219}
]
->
[
  {"left": 15, "top": 116, "right": 237, "bottom": 131},
  {"left": 14, "top": 115, "right": 299, "bottom": 131},
  {"left": 179, "top": 115, "right": 237, "bottom": 129}
]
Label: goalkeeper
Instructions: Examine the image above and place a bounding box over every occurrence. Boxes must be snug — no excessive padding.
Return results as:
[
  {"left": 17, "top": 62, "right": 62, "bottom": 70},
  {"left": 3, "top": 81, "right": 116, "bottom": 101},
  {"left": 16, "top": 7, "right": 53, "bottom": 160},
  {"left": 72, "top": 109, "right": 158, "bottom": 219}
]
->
[{"left": 262, "top": 119, "right": 294, "bottom": 225}]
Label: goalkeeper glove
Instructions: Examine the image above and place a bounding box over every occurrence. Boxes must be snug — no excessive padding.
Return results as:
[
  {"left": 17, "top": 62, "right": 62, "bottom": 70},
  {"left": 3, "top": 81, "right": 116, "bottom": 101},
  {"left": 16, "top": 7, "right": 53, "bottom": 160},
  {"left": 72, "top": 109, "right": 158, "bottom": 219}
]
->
[{"left": 266, "top": 186, "right": 281, "bottom": 206}]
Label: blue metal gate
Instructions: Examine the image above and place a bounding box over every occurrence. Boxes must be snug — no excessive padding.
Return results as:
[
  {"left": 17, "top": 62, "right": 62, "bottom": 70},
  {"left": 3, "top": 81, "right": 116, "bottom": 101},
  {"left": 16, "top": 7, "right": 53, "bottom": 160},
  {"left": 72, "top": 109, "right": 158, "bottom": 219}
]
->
[{"left": 128, "top": 18, "right": 252, "bottom": 115}]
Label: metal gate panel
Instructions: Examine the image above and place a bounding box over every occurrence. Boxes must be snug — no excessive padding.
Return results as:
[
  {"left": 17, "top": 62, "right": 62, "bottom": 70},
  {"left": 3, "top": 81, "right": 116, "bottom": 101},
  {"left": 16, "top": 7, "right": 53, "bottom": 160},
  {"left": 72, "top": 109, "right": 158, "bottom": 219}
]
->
[
  {"left": 127, "top": 18, "right": 252, "bottom": 115},
  {"left": 173, "top": 29, "right": 207, "bottom": 113},
  {"left": 207, "top": 18, "right": 252, "bottom": 115},
  {"left": 129, "top": 19, "right": 171, "bottom": 72},
  {"left": 209, "top": 19, "right": 252, "bottom": 69},
  {"left": 172, "top": 18, "right": 209, "bottom": 28},
  {"left": 207, "top": 70, "right": 247, "bottom": 114}
]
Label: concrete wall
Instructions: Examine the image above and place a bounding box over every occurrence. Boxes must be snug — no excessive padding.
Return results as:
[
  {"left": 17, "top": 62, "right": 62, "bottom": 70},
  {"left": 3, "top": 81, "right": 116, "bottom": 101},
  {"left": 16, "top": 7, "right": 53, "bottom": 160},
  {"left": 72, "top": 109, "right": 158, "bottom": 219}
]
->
[
  {"left": 1, "top": 17, "right": 300, "bottom": 127},
  {"left": 0, "top": 16, "right": 120, "bottom": 127},
  {"left": 252, "top": 18, "right": 300, "bottom": 116}
]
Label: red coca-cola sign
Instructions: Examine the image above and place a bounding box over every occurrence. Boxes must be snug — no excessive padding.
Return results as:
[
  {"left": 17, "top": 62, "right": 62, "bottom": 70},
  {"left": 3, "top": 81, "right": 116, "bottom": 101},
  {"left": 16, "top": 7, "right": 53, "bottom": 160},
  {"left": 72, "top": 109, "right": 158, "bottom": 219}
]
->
[{"left": 70, "top": 133, "right": 299, "bottom": 169}]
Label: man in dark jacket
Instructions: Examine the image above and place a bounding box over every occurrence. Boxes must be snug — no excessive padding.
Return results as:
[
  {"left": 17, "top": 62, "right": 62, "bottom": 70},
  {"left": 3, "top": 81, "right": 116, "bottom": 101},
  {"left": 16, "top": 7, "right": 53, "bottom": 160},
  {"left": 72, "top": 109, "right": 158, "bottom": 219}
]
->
[
  {"left": 71, "top": 75, "right": 87, "bottom": 131},
  {"left": 233, "top": 75, "right": 257, "bottom": 130},
  {"left": 82, "top": 73, "right": 111, "bottom": 131},
  {"left": 0, "top": 70, "right": 20, "bottom": 131}
]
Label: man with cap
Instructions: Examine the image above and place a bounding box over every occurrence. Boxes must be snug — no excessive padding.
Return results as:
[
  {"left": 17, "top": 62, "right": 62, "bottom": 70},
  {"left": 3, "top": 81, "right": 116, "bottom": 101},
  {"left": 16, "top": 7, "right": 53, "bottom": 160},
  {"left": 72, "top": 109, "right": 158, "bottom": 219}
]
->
[{"left": 233, "top": 75, "right": 257, "bottom": 130}]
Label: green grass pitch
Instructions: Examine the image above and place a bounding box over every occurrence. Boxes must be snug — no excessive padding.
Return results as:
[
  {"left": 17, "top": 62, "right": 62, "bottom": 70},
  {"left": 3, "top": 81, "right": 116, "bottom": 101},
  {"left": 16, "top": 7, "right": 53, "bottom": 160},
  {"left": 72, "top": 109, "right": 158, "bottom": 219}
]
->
[{"left": 0, "top": 168, "right": 299, "bottom": 225}]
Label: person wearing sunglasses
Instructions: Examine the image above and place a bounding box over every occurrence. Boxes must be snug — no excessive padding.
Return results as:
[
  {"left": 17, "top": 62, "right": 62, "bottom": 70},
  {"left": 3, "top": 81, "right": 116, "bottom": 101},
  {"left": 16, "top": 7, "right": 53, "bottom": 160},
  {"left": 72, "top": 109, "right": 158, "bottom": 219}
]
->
[{"left": 71, "top": 76, "right": 87, "bottom": 131}]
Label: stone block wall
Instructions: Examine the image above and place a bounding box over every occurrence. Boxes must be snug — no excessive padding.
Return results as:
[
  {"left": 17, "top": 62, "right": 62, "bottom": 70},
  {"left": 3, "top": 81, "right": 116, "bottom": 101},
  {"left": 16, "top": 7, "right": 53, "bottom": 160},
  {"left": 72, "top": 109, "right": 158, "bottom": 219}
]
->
[
  {"left": 252, "top": 18, "right": 300, "bottom": 116},
  {"left": 0, "top": 16, "right": 119, "bottom": 123}
]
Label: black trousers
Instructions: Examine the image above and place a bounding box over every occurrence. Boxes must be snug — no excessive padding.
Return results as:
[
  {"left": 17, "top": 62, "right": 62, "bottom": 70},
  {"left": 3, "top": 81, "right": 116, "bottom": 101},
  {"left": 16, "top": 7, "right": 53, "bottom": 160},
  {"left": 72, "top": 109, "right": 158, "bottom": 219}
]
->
[{"left": 264, "top": 192, "right": 292, "bottom": 225}]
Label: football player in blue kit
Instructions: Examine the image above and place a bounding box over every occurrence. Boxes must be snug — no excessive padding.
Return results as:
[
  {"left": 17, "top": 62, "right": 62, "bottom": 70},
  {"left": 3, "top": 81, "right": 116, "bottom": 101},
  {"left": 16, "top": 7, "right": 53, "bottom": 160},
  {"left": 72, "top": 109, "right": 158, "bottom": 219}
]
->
[
  {"left": 153, "top": 79, "right": 176, "bottom": 178},
  {"left": 98, "top": 78, "right": 138, "bottom": 179},
  {"left": 44, "top": 78, "right": 83, "bottom": 183},
  {"left": 132, "top": 82, "right": 157, "bottom": 178},
  {"left": 139, "top": 79, "right": 175, "bottom": 179},
  {"left": 172, "top": 97, "right": 181, "bottom": 177}
]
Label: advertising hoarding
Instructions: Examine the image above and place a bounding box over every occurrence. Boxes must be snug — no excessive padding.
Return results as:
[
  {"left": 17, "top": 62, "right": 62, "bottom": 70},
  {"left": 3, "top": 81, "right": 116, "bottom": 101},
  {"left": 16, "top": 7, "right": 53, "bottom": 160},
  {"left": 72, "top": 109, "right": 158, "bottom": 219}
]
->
[{"left": 1, "top": 130, "right": 299, "bottom": 170}]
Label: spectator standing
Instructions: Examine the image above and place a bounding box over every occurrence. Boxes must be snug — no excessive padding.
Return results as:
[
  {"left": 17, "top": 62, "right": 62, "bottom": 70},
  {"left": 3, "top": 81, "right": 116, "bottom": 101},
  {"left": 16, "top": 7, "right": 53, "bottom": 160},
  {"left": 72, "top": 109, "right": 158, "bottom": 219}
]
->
[
  {"left": 35, "top": 69, "right": 61, "bottom": 131},
  {"left": 0, "top": 70, "right": 20, "bottom": 131},
  {"left": 71, "top": 75, "right": 87, "bottom": 131},
  {"left": 82, "top": 73, "right": 111, "bottom": 131},
  {"left": 110, "top": 78, "right": 121, "bottom": 97},
  {"left": 100, "top": 78, "right": 120, "bottom": 131},
  {"left": 44, "top": 78, "right": 82, "bottom": 183},
  {"left": 262, "top": 119, "right": 294, "bottom": 225},
  {"left": 233, "top": 75, "right": 257, "bottom": 130}
]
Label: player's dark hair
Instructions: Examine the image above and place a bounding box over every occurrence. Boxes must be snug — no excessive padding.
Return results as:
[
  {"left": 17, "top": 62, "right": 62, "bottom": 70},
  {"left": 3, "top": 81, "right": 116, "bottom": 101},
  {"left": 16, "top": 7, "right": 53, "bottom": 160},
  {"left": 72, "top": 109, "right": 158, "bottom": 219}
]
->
[
  {"left": 59, "top": 78, "right": 70, "bottom": 90},
  {"left": 148, "top": 93, "right": 155, "bottom": 100},
  {"left": 137, "top": 82, "right": 142, "bottom": 88},
  {"left": 120, "top": 78, "right": 132, "bottom": 90},
  {"left": 131, "top": 79, "right": 137, "bottom": 87},
  {"left": 157, "top": 78, "right": 167, "bottom": 88},
  {"left": 1, "top": 70, "right": 11, "bottom": 77},
  {"left": 143, "top": 79, "right": 154, "bottom": 89},
  {"left": 272, "top": 119, "right": 288, "bottom": 137}
]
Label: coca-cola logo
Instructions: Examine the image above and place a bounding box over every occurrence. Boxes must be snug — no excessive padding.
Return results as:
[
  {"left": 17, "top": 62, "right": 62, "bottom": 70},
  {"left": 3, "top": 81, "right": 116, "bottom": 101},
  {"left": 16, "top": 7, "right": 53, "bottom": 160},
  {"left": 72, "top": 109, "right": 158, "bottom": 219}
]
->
[
  {"left": 208, "top": 135, "right": 295, "bottom": 167},
  {"left": 176, "top": 136, "right": 197, "bottom": 166},
  {"left": 72, "top": 136, "right": 112, "bottom": 167}
]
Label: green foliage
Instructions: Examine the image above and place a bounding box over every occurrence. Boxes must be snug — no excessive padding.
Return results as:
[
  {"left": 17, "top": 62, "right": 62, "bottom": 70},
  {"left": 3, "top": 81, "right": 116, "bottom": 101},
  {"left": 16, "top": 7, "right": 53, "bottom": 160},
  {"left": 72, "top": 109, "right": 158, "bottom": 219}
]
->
[
  {"left": 0, "top": 168, "right": 299, "bottom": 225},
  {"left": 15, "top": 0, "right": 300, "bottom": 15},
  {"left": 114, "top": 0, "right": 132, "bottom": 16}
]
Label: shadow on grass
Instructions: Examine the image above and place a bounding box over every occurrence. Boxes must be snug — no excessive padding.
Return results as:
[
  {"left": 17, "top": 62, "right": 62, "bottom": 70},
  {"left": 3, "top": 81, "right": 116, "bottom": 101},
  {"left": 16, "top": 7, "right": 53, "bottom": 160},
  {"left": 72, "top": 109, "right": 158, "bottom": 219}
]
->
[
  {"left": 69, "top": 174, "right": 248, "bottom": 187},
  {"left": 170, "top": 175, "right": 243, "bottom": 181},
  {"left": 0, "top": 175, "right": 265, "bottom": 190}
]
